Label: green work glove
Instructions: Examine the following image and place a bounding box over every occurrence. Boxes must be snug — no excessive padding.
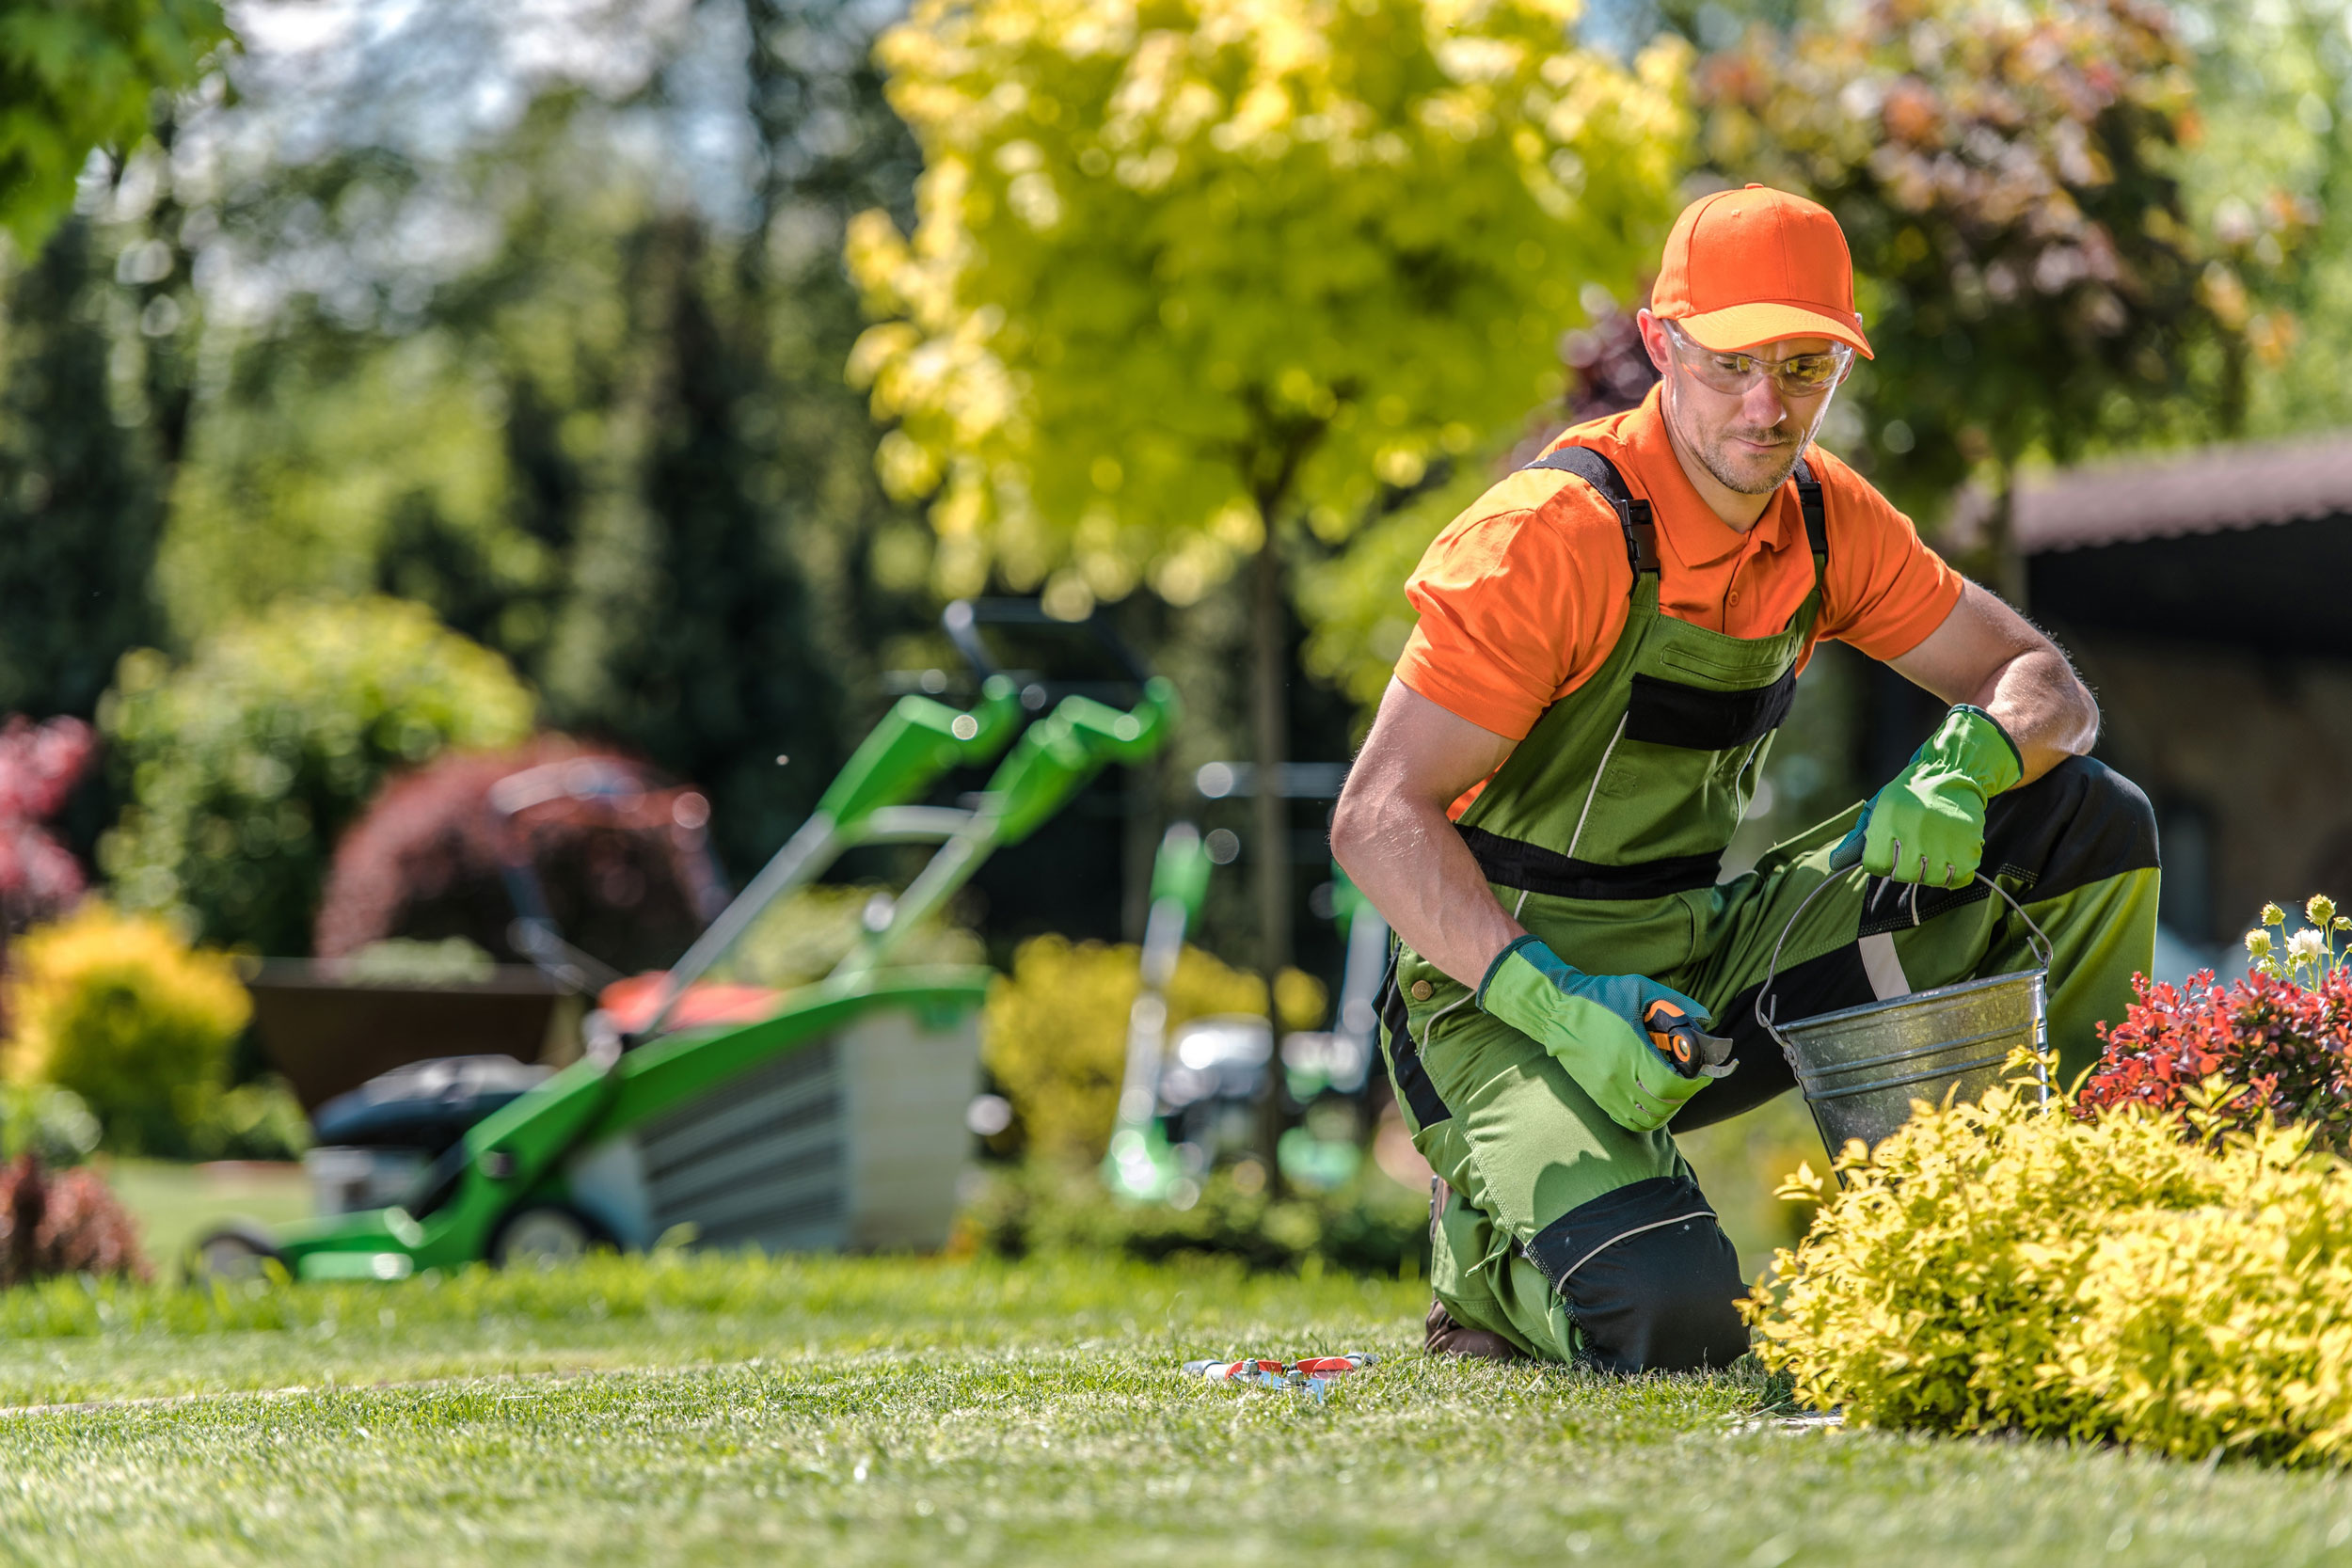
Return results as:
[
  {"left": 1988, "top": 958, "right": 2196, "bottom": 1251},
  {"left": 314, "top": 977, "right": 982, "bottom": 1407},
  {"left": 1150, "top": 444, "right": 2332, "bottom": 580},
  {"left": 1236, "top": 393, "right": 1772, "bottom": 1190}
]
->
[
  {"left": 1836, "top": 705, "right": 2024, "bottom": 888},
  {"left": 1476, "top": 936, "right": 1715, "bottom": 1132}
]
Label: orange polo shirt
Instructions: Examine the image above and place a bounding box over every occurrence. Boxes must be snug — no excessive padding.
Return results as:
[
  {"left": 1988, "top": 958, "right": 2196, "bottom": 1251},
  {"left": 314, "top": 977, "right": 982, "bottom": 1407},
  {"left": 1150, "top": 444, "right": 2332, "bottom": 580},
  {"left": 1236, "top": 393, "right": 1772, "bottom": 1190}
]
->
[{"left": 1397, "top": 387, "right": 1963, "bottom": 754}]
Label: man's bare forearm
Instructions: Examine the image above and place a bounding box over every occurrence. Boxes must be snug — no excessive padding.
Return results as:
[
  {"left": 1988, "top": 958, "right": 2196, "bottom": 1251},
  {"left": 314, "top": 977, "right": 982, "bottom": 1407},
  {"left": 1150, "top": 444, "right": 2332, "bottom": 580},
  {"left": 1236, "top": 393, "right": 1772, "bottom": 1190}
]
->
[
  {"left": 1333, "top": 680, "right": 1530, "bottom": 991},
  {"left": 1331, "top": 790, "right": 1521, "bottom": 992},
  {"left": 1970, "top": 645, "right": 2098, "bottom": 784},
  {"left": 1890, "top": 581, "right": 2098, "bottom": 786}
]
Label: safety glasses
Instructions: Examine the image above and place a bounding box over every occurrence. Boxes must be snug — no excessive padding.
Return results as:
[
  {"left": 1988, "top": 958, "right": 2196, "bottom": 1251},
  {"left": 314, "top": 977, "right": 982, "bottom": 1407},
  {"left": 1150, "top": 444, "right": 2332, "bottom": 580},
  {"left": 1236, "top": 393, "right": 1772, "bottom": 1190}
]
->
[{"left": 1661, "top": 318, "right": 1851, "bottom": 399}]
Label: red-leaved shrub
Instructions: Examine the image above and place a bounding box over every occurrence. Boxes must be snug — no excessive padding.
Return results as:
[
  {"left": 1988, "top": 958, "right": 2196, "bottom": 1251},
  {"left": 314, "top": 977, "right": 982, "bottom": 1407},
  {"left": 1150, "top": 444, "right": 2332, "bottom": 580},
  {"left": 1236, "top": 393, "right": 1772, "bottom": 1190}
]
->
[
  {"left": 2077, "top": 968, "right": 2352, "bottom": 1150},
  {"left": 0, "top": 1153, "right": 149, "bottom": 1287},
  {"left": 315, "top": 736, "right": 728, "bottom": 975},
  {"left": 0, "top": 714, "right": 92, "bottom": 933}
]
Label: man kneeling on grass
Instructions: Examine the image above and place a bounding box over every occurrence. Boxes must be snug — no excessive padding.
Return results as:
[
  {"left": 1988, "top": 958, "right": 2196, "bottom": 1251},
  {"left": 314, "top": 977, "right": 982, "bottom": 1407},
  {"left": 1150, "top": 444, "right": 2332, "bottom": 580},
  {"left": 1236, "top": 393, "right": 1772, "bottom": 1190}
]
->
[{"left": 1329, "top": 185, "right": 2160, "bottom": 1371}]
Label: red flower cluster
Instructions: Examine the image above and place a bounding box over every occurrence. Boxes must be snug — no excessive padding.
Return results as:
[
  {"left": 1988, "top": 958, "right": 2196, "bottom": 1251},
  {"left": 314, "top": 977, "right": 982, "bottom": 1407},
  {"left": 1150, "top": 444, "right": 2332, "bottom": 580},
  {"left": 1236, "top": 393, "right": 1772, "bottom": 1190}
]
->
[
  {"left": 2077, "top": 968, "right": 2352, "bottom": 1149},
  {"left": 0, "top": 1153, "right": 149, "bottom": 1288}
]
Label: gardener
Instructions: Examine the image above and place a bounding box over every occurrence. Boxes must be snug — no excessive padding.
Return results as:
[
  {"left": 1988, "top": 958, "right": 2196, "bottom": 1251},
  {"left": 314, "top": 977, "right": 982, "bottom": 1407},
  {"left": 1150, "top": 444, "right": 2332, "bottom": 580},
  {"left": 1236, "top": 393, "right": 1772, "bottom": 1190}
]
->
[{"left": 1329, "top": 184, "right": 2160, "bottom": 1372}]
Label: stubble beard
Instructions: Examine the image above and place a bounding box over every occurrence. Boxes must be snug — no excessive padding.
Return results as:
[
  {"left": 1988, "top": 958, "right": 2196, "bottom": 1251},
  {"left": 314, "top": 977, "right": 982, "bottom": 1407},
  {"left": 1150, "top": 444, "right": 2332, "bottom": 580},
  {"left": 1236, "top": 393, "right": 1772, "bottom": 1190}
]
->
[
  {"left": 1695, "top": 426, "right": 1805, "bottom": 497},
  {"left": 1666, "top": 374, "right": 1834, "bottom": 497}
]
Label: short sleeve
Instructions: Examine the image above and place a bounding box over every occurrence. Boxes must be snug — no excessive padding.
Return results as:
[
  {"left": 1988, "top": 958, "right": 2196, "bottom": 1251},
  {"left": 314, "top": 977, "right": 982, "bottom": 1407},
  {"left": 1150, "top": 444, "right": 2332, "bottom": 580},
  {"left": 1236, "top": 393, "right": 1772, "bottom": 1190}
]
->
[
  {"left": 1814, "top": 457, "right": 1966, "bottom": 660},
  {"left": 1393, "top": 476, "right": 1630, "bottom": 741}
]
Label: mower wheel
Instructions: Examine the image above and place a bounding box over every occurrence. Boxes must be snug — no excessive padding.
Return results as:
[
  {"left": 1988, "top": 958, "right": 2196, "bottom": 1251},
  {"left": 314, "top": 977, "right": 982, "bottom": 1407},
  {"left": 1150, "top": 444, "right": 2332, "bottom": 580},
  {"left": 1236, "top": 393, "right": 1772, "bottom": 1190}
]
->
[
  {"left": 190, "top": 1222, "right": 289, "bottom": 1284},
  {"left": 490, "top": 1203, "right": 605, "bottom": 1271}
]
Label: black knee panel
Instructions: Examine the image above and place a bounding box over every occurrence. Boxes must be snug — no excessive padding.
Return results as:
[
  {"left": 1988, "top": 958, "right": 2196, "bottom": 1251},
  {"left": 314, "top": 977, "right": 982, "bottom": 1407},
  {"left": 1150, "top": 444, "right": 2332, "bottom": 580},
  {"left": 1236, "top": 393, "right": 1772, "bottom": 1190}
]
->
[{"left": 1525, "top": 1176, "right": 1748, "bottom": 1374}]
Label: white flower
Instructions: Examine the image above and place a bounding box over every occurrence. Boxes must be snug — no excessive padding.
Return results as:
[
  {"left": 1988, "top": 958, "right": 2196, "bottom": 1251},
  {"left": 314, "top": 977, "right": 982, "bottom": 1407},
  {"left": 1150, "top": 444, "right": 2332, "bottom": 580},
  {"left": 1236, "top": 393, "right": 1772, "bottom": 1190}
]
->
[{"left": 2288, "top": 927, "right": 2326, "bottom": 963}]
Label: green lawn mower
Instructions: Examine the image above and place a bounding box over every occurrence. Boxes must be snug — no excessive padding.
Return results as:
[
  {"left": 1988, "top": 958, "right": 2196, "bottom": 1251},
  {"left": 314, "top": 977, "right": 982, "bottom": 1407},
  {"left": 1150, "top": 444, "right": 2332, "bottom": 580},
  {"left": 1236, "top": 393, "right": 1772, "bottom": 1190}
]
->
[{"left": 197, "top": 606, "right": 1176, "bottom": 1280}]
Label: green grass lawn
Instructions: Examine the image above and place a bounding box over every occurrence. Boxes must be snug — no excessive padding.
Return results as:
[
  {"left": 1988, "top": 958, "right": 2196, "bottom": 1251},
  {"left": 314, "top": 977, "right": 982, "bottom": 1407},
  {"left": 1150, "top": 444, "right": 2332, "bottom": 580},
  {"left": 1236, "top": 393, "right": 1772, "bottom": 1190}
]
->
[{"left": 0, "top": 1252, "right": 2347, "bottom": 1566}]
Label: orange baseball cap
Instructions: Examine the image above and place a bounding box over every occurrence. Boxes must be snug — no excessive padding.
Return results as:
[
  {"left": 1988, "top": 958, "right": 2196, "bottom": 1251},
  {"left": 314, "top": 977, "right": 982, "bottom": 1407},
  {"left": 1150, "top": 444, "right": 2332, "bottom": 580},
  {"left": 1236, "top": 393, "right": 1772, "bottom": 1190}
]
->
[{"left": 1652, "top": 184, "right": 1873, "bottom": 359}]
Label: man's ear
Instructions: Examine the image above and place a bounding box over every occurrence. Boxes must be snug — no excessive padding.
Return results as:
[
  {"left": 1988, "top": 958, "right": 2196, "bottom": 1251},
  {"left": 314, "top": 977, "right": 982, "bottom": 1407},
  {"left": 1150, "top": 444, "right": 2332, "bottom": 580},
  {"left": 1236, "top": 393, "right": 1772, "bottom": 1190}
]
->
[{"left": 1634, "top": 309, "right": 1674, "bottom": 376}]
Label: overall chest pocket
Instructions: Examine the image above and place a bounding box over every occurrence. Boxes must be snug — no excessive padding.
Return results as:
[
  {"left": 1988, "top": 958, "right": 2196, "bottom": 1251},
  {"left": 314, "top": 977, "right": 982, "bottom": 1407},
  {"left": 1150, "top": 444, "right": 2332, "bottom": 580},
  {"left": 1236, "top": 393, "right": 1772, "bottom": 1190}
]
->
[
  {"left": 1620, "top": 668, "right": 1796, "bottom": 751},
  {"left": 1591, "top": 666, "right": 1793, "bottom": 844}
]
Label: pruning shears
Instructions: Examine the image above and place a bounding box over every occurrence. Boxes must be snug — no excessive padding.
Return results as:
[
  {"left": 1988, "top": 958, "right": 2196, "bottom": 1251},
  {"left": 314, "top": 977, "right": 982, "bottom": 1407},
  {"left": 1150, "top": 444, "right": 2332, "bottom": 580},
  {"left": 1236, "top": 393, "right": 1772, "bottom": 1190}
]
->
[{"left": 1643, "top": 999, "right": 1737, "bottom": 1081}]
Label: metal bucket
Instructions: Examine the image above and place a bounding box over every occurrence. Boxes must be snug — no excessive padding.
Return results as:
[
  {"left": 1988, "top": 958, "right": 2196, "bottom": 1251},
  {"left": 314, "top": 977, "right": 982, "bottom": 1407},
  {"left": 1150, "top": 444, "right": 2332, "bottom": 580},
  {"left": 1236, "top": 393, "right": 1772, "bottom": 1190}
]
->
[{"left": 1756, "top": 873, "right": 2051, "bottom": 1160}]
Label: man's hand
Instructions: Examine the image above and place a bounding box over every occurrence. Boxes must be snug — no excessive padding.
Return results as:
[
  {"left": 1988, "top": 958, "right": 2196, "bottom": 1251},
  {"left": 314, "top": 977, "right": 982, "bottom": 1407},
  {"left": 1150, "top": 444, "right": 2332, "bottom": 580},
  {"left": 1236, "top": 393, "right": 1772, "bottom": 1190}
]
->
[
  {"left": 1837, "top": 705, "right": 2023, "bottom": 887},
  {"left": 1478, "top": 937, "right": 1716, "bottom": 1132}
]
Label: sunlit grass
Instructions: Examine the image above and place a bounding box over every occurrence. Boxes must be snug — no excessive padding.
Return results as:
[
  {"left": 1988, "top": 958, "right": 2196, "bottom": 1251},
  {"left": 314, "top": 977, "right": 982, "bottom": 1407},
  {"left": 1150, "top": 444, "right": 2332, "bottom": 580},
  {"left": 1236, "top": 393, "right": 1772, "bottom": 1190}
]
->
[{"left": 0, "top": 1252, "right": 2347, "bottom": 1566}]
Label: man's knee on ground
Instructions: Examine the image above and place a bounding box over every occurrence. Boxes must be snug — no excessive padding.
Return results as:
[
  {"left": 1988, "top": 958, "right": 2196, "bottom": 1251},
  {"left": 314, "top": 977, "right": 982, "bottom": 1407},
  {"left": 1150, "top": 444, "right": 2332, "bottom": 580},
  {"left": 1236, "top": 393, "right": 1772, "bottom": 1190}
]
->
[{"left": 1525, "top": 1175, "right": 1748, "bottom": 1374}]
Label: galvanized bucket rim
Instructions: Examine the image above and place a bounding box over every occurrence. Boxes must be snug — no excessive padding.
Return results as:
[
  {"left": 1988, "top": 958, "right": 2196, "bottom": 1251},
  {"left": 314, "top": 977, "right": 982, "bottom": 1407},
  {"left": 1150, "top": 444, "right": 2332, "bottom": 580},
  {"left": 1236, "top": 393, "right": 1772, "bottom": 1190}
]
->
[
  {"left": 1755, "top": 867, "right": 2055, "bottom": 1058},
  {"left": 1791, "top": 1019, "right": 2038, "bottom": 1085},
  {"left": 1773, "top": 963, "right": 2047, "bottom": 1038}
]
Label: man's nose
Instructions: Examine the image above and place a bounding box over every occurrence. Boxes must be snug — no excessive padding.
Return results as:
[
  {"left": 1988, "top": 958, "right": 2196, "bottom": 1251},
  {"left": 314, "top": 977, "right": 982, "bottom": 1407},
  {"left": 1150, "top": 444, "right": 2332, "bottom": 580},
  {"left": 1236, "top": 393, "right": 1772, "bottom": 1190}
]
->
[{"left": 1740, "top": 376, "right": 1789, "bottom": 428}]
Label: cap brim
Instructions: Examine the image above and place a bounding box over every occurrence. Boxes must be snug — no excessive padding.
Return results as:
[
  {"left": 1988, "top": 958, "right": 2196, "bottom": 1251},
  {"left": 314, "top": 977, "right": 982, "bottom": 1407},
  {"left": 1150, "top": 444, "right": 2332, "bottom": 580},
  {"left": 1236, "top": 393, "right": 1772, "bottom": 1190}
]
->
[{"left": 1677, "top": 302, "right": 1873, "bottom": 359}]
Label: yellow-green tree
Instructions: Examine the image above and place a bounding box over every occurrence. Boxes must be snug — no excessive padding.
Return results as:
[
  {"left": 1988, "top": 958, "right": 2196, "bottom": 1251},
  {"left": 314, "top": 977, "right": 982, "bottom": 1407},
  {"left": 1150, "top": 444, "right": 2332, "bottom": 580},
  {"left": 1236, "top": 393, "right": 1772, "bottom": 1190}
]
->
[{"left": 849, "top": 0, "right": 1689, "bottom": 1066}]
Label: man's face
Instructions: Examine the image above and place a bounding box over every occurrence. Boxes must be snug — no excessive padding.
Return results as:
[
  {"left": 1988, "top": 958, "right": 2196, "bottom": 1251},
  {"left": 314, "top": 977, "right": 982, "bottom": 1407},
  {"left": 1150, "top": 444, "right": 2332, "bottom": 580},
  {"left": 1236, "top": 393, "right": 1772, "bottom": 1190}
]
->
[{"left": 1637, "top": 311, "right": 1852, "bottom": 497}]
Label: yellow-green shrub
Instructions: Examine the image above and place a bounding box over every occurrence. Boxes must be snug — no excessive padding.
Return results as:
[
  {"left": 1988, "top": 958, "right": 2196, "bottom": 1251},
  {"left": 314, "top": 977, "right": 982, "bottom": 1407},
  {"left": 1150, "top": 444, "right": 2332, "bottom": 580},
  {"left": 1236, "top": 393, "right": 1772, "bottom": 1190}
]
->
[
  {"left": 983, "top": 936, "right": 1317, "bottom": 1163},
  {"left": 1745, "top": 1070, "right": 2352, "bottom": 1466},
  {"left": 3, "top": 904, "right": 253, "bottom": 1156}
]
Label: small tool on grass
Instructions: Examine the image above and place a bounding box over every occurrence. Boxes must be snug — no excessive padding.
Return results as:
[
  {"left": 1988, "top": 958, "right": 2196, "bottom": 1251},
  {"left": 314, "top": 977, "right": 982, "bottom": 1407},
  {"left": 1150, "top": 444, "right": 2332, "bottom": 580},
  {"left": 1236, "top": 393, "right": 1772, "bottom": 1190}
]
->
[
  {"left": 1183, "top": 1353, "right": 1376, "bottom": 1402},
  {"left": 1643, "top": 999, "right": 1736, "bottom": 1080}
]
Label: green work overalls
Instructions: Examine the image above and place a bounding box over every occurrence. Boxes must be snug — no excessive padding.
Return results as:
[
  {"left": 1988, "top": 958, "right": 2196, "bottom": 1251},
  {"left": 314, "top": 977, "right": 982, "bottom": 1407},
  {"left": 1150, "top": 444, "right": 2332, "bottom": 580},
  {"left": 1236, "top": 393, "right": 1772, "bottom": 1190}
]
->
[{"left": 1381, "top": 444, "right": 2160, "bottom": 1370}]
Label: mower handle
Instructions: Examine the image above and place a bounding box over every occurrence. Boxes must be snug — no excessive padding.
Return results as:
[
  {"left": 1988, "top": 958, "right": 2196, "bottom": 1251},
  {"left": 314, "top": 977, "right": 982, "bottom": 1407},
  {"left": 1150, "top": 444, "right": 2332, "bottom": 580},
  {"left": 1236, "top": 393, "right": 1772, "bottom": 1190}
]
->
[
  {"left": 986, "top": 677, "right": 1179, "bottom": 846},
  {"left": 812, "top": 675, "right": 1022, "bottom": 835},
  {"left": 830, "top": 677, "right": 1181, "bottom": 978},
  {"left": 632, "top": 677, "right": 1021, "bottom": 1043}
]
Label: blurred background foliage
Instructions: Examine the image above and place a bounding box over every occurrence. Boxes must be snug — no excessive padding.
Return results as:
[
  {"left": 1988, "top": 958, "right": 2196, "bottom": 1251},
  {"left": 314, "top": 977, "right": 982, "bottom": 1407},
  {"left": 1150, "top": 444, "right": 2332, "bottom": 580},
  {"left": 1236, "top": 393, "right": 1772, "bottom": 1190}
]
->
[
  {"left": 0, "top": 902, "right": 266, "bottom": 1158},
  {"left": 982, "top": 933, "right": 1325, "bottom": 1164},
  {"left": 99, "top": 595, "right": 533, "bottom": 956},
  {"left": 0, "top": 0, "right": 2346, "bottom": 1196},
  {"left": 1693, "top": 0, "right": 2250, "bottom": 572},
  {"left": 5, "top": 0, "right": 2343, "bottom": 952},
  {"left": 0, "top": 0, "right": 230, "bottom": 249}
]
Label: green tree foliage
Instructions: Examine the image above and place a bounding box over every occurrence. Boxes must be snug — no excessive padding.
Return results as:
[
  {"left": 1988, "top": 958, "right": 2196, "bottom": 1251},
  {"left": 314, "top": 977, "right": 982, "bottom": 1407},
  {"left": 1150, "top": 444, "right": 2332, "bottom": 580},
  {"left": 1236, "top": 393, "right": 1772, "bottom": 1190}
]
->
[
  {"left": 152, "top": 3, "right": 931, "bottom": 876},
  {"left": 848, "top": 0, "right": 1689, "bottom": 608},
  {"left": 0, "top": 0, "right": 230, "bottom": 249},
  {"left": 99, "top": 597, "right": 534, "bottom": 954},
  {"left": 1695, "top": 0, "right": 2251, "bottom": 538},
  {"left": 2169, "top": 0, "right": 2352, "bottom": 437},
  {"left": 0, "top": 218, "right": 166, "bottom": 720}
]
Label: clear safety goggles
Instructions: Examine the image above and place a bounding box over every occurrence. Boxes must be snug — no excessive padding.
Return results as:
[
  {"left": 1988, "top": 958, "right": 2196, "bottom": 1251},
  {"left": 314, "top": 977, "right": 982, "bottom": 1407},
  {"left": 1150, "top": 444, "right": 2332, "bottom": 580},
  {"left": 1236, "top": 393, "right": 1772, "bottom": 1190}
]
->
[{"left": 1662, "top": 318, "right": 1852, "bottom": 398}]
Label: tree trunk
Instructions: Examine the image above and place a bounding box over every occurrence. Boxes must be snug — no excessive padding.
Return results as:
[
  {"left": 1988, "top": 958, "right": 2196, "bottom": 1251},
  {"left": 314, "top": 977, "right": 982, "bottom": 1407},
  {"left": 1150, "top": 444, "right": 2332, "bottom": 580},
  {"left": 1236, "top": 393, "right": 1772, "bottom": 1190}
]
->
[{"left": 1250, "top": 530, "right": 1292, "bottom": 1191}]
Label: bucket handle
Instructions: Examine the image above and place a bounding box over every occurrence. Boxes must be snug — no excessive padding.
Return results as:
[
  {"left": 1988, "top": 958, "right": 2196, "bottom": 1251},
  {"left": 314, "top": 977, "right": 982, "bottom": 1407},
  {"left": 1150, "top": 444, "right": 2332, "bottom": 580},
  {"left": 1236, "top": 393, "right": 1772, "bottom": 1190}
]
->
[{"left": 1754, "top": 863, "right": 2054, "bottom": 1062}]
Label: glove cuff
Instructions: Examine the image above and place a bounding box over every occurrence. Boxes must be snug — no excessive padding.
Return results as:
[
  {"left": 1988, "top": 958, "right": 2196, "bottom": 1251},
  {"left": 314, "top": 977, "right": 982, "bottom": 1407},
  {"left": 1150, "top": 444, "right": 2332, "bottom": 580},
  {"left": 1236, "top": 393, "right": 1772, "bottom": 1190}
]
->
[
  {"left": 1936, "top": 705, "right": 2026, "bottom": 796},
  {"left": 1476, "top": 933, "right": 1549, "bottom": 1009}
]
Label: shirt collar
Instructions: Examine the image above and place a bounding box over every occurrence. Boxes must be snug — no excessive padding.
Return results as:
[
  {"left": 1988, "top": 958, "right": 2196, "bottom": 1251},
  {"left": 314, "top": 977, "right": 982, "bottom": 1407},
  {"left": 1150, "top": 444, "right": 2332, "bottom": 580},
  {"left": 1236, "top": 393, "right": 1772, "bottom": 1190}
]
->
[{"left": 1623, "top": 385, "right": 1797, "bottom": 569}]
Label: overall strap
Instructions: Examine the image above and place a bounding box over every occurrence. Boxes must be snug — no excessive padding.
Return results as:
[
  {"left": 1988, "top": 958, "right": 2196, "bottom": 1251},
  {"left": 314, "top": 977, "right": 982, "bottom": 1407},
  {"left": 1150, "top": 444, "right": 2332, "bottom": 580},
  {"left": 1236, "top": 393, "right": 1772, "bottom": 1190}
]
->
[
  {"left": 1523, "top": 445, "right": 1659, "bottom": 580},
  {"left": 1792, "top": 456, "right": 1827, "bottom": 557}
]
